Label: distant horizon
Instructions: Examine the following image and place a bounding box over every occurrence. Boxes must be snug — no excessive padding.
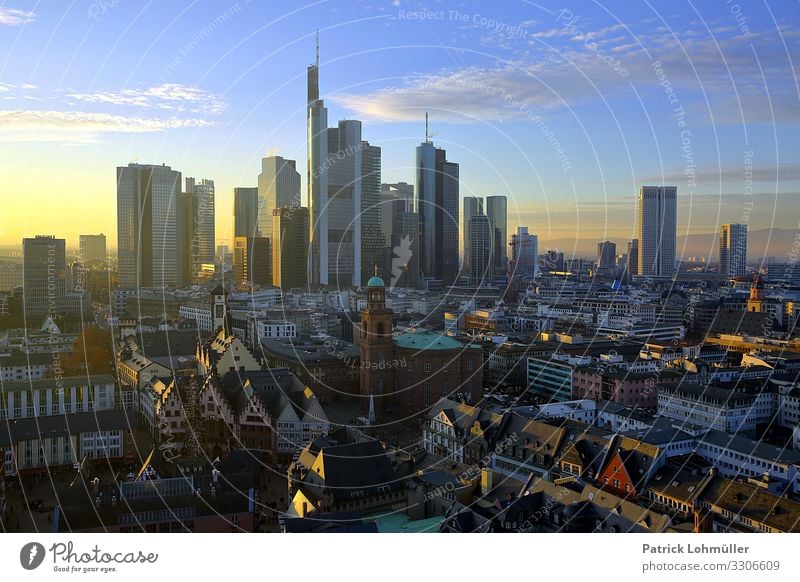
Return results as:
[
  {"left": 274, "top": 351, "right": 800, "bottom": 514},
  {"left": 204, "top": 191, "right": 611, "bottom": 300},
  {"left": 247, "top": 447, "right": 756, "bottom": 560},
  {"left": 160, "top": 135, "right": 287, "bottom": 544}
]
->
[{"left": 1, "top": 225, "right": 796, "bottom": 265}]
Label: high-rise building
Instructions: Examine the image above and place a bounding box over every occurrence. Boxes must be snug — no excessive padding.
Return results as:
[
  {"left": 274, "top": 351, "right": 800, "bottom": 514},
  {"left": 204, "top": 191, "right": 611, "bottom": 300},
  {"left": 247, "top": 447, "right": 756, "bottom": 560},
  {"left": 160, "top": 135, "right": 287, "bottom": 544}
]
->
[
  {"left": 233, "top": 237, "right": 271, "bottom": 288},
  {"left": 719, "top": 223, "right": 747, "bottom": 278},
  {"left": 306, "top": 35, "right": 376, "bottom": 288},
  {"left": 415, "top": 128, "right": 459, "bottom": 285},
  {"left": 23, "top": 235, "right": 66, "bottom": 316},
  {"left": 258, "top": 156, "right": 300, "bottom": 241},
  {"left": 381, "top": 182, "right": 413, "bottom": 209},
  {"left": 468, "top": 214, "right": 492, "bottom": 286},
  {"left": 626, "top": 239, "right": 639, "bottom": 282},
  {"left": 510, "top": 226, "right": 538, "bottom": 278},
  {"left": 486, "top": 196, "right": 508, "bottom": 273},
  {"left": 233, "top": 187, "right": 259, "bottom": 238},
  {"left": 117, "top": 163, "right": 183, "bottom": 288},
  {"left": 79, "top": 234, "right": 106, "bottom": 265},
  {"left": 273, "top": 207, "right": 309, "bottom": 290},
  {"left": 637, "top": 186, "right": 677, "bottom": 277},
  {"left": 462, "top": 196, "right": 483, "bottom": 271},
  {"left": 361, "top": 142, "right": 386, "bottom": 284},
  {"left": 380, "top": 183, "right": 413, "bottom": 246},
  {"left": 596, "top": 240, "right": 617, "bottom": 273},
  {"left": 183, "top": 177, "right": 216, "bottom": 281}
]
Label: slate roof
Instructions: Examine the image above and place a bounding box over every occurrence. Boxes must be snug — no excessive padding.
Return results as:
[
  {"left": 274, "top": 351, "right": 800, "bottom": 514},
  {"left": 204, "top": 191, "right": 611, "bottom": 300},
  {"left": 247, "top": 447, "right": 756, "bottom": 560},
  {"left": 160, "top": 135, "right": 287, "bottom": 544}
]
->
[
  {"left": 699, "top": 475, "right": 800, "bottom": 532},
  {"left": 314, "top": 440, "right": 400, "bottom": 500},
  {"left": 0, "top": 409, "right": 135, "bottom": 447}
]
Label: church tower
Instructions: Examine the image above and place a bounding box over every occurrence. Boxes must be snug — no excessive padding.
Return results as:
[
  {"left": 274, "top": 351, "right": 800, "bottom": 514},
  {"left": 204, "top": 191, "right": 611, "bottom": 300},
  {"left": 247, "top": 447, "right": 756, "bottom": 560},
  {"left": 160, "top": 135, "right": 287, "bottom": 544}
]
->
[
  {"left": 747, "top": 273, "right": 764, "bottom": 312},
  {"left": 210, "top": 285, "right": 229, "bottom": 333},
  {"left": 360, "top": 271, "right": 395, "bottom": 417}
]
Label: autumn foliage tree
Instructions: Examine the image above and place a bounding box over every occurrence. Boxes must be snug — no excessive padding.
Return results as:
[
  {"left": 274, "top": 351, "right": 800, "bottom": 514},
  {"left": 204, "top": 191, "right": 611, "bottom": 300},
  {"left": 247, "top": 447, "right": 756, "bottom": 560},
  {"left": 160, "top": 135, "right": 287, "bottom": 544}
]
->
[{"left": 51, "top": 327, "right": 115, "bottom": 377}]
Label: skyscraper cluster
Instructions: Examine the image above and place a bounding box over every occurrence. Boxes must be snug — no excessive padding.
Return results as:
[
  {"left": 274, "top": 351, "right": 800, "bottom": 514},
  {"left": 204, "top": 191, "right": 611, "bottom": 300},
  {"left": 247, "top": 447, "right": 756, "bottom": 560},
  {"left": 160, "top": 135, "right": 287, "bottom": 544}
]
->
[
  {"left": 116, "top": 164, "right": 216, "bottom": 288},
  {"left": 110, "top": 36, "right": 690, "bottom": 297}
]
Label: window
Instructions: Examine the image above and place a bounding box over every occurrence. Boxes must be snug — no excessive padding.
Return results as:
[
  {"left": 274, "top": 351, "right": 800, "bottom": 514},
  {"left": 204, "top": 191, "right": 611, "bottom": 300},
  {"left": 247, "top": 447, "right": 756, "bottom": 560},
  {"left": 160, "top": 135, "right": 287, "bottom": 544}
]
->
[
  {"left": 424, "top": 382, "right": 432, "bottom": 406},
  {"left": 424, "top": 362, "right": 432, "bottom": 373},
  {"left": 466, "top": 359, "right": 474, "bottom": 371}
]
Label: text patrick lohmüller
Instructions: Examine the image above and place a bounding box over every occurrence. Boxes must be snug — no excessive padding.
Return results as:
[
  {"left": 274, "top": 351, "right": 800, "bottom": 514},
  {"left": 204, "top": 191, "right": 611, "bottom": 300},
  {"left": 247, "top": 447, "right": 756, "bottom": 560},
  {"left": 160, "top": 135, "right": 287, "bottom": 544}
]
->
[{"left": 643, "top": 543, "right": 749, "bottom": 555}]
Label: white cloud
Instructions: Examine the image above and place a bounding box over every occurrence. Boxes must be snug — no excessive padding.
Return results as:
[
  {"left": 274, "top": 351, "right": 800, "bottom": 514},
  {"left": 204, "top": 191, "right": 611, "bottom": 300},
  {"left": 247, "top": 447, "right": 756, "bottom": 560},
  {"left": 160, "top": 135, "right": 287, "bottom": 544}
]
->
[
  {"left": 0, "top": 7, "right": 34, "bottom": 26},
  {"left": 0, "top": 109, "right": 214, "bottom": 142},
  {"left": 66, "top": 83, "right": 226, "bottom": 115}
]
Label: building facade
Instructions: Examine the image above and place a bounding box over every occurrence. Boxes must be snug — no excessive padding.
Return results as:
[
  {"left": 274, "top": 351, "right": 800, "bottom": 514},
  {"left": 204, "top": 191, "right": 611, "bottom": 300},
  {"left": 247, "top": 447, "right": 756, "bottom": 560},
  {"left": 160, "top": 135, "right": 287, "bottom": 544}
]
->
[
  {"left": 637, "top": 186, "right": 677, "bottom": 278},
  {"left": 116, "top": 163, "right": 183, "bottom": 287},
  {"left": 23, "top": 235, "right": 66, "bottom": 316},
  {"left": 258, "top": 155, "right": 301, "bottom": 241},
  {"left": 719, "top": 223, "right": 747, "bottom": 278},
  {"left": 486, "top": 195, "right": 508, "bottom": 273}
]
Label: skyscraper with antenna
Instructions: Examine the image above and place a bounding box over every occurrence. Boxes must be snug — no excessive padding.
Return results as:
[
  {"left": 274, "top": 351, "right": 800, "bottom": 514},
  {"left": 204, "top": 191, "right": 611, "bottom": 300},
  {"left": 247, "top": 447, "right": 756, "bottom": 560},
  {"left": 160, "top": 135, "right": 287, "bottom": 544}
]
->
[
  {"left": 306, "top": 31, "right": 383, "bottom": 287},
  {"left": 415, "top": 114, "right": 460, "bottom": 285},
  {"left": 307, "top": 30, "right": 330, "bottom": 285}
]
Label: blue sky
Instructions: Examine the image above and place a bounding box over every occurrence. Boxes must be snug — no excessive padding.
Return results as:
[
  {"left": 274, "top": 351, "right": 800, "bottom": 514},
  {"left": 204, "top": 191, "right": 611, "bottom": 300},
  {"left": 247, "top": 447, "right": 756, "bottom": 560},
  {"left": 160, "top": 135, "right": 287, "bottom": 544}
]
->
[{"left": 0, "top": 0, "right": 798, "bottom": 257}]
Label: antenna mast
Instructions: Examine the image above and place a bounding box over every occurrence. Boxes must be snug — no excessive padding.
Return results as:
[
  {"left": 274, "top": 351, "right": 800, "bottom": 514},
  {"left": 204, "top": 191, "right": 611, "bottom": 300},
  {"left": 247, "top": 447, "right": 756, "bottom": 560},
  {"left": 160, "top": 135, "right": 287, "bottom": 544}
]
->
[
  {"left": 315, "top": 29, "right": 319, "bottom": 66},
  {"left": 425, "top": 112, "right": 429, "bottom": 142}
]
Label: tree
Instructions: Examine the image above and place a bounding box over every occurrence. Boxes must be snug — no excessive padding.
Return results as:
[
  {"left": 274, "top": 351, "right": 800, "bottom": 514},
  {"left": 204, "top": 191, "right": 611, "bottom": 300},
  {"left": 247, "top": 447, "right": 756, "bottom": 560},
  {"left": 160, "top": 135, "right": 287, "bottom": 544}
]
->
[{"left": 50, "top": 326, "right": 115, "bottom": 377}]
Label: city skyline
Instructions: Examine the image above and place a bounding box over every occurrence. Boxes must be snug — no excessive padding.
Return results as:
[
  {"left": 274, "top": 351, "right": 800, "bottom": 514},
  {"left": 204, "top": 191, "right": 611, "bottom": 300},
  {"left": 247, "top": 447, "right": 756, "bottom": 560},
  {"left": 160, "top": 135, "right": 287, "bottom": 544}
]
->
[
  {"left": 1, "top": 2, "right": 798, "bottom": 251},
  {"left": 4, "top": 1, "right": 800, "bottom": 547}
]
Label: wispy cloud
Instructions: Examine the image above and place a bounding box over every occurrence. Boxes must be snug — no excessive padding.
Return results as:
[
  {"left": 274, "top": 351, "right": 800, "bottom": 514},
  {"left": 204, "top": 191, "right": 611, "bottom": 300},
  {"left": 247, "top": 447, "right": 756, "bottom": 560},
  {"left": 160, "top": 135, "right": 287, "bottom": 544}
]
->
[
  {"left": 0, "top": 7, "right": 35, "bottom": 26},
  {"left": 66, "top": 83, "right": 226, "bottom": 115},
  {"left": 335, "top": 21, "right": 800, "bottom": 125},
  {"left": 0, "top": 110, "right": 214, "bottom": 142},
  {"left": 605, "top": 164, "right": 800, "bottom": 185}
]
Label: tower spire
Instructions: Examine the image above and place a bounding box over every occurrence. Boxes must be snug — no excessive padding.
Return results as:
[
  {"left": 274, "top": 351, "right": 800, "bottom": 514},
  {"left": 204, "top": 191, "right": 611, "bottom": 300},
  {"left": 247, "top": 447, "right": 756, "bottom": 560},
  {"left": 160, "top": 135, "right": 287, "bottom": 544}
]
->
[
  {"left": 425, "top": 112, "right": 429, "bottom": 142},
  {"left": 315, "top": 29, "right": 319, "bottom": 67}
]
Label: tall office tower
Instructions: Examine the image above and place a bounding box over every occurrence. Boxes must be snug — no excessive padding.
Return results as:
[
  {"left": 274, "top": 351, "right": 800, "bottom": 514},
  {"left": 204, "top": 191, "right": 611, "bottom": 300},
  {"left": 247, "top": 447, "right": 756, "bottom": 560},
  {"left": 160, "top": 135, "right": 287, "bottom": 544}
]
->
[
  {"left": 117, "top": 163, "right": 183, "bottom": 288},
  {"left": 596, "top": 240, "right": 617, "bottom": 273},
  {"left": 462, "top": 196, "right": 483, "bottom": 271},
  {"left": 510, "top": 226, "right": 538, "bottom": 278},
  {"left": 306, "top": 35, "right": 373, "bottom": 287},
  {"left": 468, "top": 215, "right": 492, "bottom": 286},
  {"left": 233, "top": 237, "right": 271, "bottom": 288},
  {"left": 307, "top": 34, "right": 328, "bottom": 287},
  {"left": 272, "top": 207, "right": 309, "bottom": 290},
  {"left": 23, "top": 235, "right": 66, "bottom": 316},
  {"left": 233, "top": 187, "right": 259, "bottom": 238},
  {"left": 719, "top": 223, "right": 748, "bottom": 278},
  {"left": 257, "top": 155, "right": 300, "bottom": 241},
  {"left": 361, "top": 142, "right": 386, "bottom": 284},
  {"left": 626, "top": 239, "right": 639, "bottom": 282},
  {"left": 415, "top": 125, "right": 460, "bottom": 285},
  {"left": 324, "top": 119, "right": 365, "bottom": 287},
  {"left": 184, "top": 177, "right": 216, "bottom": 273},
  {"left": 79, "top": 234, "right": 106, "bottom": 265},
  {"left": 486, "top": 195, "right": 508, "bottom": 273},
  {"left": 637, "top": 186, "right": 677, "bottom": 277}
]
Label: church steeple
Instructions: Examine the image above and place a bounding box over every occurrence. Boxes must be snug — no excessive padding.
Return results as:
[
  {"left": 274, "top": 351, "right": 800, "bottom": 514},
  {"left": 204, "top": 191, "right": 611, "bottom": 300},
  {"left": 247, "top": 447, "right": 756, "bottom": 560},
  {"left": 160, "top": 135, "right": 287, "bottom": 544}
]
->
[
  {"left": 360, "top": 272, "right": 394, "bottom": 418},
  {"left": 747, "top": 272, "right": 765, "bottom": 312}
]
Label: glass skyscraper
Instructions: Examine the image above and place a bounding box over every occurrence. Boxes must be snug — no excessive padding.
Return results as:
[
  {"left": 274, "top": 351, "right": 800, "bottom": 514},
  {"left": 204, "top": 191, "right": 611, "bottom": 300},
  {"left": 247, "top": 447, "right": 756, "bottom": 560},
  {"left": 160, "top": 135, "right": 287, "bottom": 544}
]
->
[{"left": 116, "top": 163, "right": 183, "bottom": 288}]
